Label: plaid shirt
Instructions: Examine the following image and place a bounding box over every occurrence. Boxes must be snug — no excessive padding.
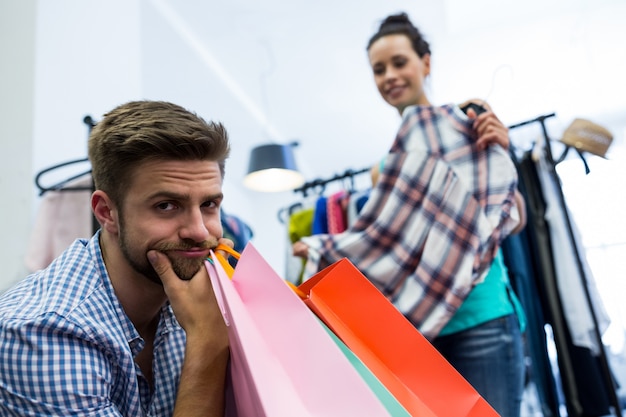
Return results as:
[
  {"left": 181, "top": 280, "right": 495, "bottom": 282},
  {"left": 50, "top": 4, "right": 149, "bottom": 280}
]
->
[
  {"left": 303, "top": 104, "right": 519, "bottom": 339},
  {"left": 0, "top": 232, "right": 186, "bottom": 416}
]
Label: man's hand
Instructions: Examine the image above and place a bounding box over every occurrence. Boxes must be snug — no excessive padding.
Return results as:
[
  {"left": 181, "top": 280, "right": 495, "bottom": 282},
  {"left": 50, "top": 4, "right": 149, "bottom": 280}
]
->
[
  {"left": 147, "top": 239, "right": 231, "bottom": 417},
  {"left": 147, "top": 249, "right": 226, "bottom": 338}
]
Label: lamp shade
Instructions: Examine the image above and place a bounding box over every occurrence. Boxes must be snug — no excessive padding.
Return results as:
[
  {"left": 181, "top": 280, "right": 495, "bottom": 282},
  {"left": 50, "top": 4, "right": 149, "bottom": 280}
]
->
[{"left": 243, "top": 143, "right": 305, "bottom": 192}]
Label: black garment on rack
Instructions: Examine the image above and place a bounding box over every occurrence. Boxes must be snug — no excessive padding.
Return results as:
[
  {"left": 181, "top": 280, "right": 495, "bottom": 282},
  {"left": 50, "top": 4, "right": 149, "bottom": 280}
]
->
[
  {"left": 502, "top": 150, "right": 561, "bottom": 417},
  {"left": 519, "top": 152, "right": 584, "bottom": 415}
]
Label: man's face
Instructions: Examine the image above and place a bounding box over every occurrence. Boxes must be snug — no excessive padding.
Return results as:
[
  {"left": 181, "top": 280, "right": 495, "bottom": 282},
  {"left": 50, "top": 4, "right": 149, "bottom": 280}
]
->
[{"left": 116, "top": 159, "right": 224, "bottom": 284}]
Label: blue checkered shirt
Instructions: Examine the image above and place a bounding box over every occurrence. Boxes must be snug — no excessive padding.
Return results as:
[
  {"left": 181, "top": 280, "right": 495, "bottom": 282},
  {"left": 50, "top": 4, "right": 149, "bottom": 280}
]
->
[{"left": 0, "top": 232, "right": 186, "bottom": 416}]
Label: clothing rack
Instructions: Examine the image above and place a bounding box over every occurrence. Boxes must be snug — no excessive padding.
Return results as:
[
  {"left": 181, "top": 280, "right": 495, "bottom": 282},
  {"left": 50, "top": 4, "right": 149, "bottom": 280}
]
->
[
  {"left": 292, "top": 167, "right": 371, "bottom": 197},
  {"left": 33, "top": 115, "right": 98, "bottom": 234},
  {"left": 509, "top": 113, "right": 622, "bottom": 417},
  {"left": 276, "top": 167, "right": 371, "bottom": 223}
]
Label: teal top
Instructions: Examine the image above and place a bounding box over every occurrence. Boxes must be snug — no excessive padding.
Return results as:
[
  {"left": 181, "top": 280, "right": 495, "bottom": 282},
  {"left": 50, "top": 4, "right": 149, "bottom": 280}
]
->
[{"left": 439, "top": 249, "right": 527, "bottom": 336}]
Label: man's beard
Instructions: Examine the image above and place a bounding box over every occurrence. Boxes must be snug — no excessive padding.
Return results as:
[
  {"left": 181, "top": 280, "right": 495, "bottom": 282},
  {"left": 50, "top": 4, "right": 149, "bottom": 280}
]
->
[{"left": 118, "top": 217, "right": 217, "bottom": 285}]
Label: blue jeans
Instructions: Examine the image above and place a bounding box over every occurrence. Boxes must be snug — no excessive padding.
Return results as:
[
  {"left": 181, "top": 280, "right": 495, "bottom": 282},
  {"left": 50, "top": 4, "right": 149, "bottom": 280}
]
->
[{"left": 432, "top": 314, "right": 525, "bottom": 417}]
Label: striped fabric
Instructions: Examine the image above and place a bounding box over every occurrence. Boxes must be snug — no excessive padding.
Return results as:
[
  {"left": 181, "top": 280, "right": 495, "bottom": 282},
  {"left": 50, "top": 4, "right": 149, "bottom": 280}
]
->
[
  {"left": 302, "top": 104, "right": 519, "bottom": 339},
  {"left": 0, "top": 232, "right": 186, "bottom": 416},
  {"left": 327, "top": 190, "right": 349, "bottom": 234}
]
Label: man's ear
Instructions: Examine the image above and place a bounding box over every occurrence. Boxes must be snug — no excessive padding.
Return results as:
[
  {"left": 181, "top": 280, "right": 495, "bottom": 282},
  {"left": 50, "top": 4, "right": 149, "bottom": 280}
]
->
[{"left": 92, "top": 190, "right": 119, "bottom": 235}]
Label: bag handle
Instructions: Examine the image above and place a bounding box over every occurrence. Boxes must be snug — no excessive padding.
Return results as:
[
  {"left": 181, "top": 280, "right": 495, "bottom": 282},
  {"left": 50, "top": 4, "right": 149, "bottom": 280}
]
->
[
  {"left": 211, "top": 244, "right": 307, "bottom": 299},
  {"left": 214, "top": 243, "right": 241, "bottom": 260},
  {"left": 211, "top": 243, "right": 239, "bottom": 278}
]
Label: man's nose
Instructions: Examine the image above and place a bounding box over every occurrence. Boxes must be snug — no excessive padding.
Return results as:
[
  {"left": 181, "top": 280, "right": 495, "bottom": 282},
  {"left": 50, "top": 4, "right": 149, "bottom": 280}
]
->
[{"left": 179, "top": 208, "right": 210, "bottom": 242}]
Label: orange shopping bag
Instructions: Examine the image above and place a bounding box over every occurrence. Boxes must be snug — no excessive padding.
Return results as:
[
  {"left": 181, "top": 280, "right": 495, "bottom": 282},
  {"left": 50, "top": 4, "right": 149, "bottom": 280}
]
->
[{"left": 297, "top": 258, "right": 499, "bottom": 417}]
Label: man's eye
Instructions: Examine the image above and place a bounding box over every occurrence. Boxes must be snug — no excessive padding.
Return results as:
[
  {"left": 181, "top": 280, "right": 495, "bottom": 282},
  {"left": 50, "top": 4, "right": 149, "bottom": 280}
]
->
[
  {"left": 156, "top": 202, "right": 176, "bottom": 211},
  {"left": 202, "top": 200, "right": 218, "bottom": 209}
]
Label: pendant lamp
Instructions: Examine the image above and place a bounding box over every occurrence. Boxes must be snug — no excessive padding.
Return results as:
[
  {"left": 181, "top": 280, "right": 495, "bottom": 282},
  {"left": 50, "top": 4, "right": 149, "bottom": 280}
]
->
[{"left": 243, "top": 141, "right": 305, "bottom": 192}]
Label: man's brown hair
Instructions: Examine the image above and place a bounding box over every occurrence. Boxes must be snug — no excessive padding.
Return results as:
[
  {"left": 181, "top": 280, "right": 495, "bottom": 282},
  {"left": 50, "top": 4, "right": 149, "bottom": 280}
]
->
[{"left": 88, "top": 100, "right": 230, "bottom": 206}]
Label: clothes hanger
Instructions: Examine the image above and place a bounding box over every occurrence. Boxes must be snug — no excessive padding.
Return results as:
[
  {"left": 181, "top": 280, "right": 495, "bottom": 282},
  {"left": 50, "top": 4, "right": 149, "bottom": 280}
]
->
[
  {"left": 34, "top": 116, "right": 97, "bottom": 196},
  {"left": 34, "top": 159, "right": 92, "bottom": 196},
  {"left": 554, "top": 145, "right": 591, "bottom": 175}
]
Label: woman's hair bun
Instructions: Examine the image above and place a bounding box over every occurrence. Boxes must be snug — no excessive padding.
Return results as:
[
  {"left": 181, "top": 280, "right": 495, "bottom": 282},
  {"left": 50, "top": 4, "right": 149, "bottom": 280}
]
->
[
  {"left": 380, "top": 12, "right": 411, "bottom": 28},
  {"left": 367, "top": 11, "right": 430, "bottom": 57}
]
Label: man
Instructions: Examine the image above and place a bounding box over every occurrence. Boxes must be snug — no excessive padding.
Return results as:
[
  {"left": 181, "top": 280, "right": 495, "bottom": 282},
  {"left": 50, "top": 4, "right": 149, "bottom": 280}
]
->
[{"left": 0, "top": 101, "right": 232, "bottom": 416}]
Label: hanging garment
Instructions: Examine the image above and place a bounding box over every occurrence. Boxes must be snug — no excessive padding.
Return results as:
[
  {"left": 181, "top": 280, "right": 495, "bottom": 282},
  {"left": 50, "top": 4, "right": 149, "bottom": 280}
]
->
[
  {"left": 285, "top": 206, "right": 315, "bottom": 285},
  {"left": 346, "top": 189, "right": 371, "bottom": 227},
  {"left": 518, "top": 152, "right": 614, "bottom": 417},
  {"left": 24, "top": 175, "right": 93, "bottom": 272},
  {"left": 502, "top": 151, "right": 561, "bottom": 417},
  {"left": 536, "top": 153, "right": 610, "bottom": 354},
  {"left": 311, "top": 196, "right": 329, "bottom": 235},
  {"left": 326, "top": 190, "right": 349, "bottom": 234},
  {"left": 301, "top": 104, "right": 520, "bottom": 339},
  {"left": 518, "top": 153, "right": 584, "bottom": 414}
]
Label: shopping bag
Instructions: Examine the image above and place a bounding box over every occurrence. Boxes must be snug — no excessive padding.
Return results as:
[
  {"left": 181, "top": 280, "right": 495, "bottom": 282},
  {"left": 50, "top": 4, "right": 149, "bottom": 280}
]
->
[
  {"left": 316, "top": 318, "right": 411, "bottom": 417},
  {"left": 297, "top": 257, "right": 499, "bottom": 417},
  {"left": 206, "top": 243, "right": 390, "bottom": 416}
]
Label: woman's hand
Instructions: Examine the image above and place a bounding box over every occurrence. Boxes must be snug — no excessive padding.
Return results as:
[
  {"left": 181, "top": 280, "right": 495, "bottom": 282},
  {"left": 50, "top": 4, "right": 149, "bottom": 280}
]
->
[
  {"left": 292, "top": 241, "right": 310, "bottom": 259},
  {"left": 370, "top": 164, "right": 381, "bottom": 187},
  {"left": 460, "top": 99, "right": 510, "bottom": 150}
]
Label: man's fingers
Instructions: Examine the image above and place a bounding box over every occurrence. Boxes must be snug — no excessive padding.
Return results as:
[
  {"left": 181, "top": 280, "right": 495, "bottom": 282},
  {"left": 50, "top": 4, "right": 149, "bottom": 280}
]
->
[
  {"left": 217, "top": 238, "right": 234, "bottom": 248},
  {"left": 214, "top": 238, "right": 236, "bottom": 261},
  {"left": 147, "top": 250, "right": 173, "bottom": 285}
]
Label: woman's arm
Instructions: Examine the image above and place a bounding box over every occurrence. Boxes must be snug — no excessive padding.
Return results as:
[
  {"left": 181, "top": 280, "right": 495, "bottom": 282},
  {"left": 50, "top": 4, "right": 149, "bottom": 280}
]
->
[{"left": 460, "top": 99, "right": 526, "bottom": 235}]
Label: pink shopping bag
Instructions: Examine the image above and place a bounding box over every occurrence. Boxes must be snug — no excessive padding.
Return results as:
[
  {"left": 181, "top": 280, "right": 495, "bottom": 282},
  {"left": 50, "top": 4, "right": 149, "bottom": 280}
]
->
[{"left": 205, "top": 243, "right": 390, "bottom": 417}]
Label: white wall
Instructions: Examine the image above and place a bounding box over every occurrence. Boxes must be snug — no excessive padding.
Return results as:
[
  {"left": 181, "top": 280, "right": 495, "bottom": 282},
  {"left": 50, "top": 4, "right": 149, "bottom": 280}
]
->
[
  {"left": 31, "top": 1, "right": 143, "bottom": 173},
  {"left": 0, "top": 0, "right": 37, "bottom": 290},
  {"left": 0, "top": 0, "right": 143, "bottom": 292}
]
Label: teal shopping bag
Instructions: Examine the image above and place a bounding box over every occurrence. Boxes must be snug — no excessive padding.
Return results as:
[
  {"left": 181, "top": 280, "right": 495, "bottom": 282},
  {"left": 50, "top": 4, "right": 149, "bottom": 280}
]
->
[{"left": 317, "top": 319, "right": 411, "bottom": 417}]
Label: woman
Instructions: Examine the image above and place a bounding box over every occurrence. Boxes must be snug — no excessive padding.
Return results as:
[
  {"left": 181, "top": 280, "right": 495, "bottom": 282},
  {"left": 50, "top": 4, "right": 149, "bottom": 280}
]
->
[{"left": 294, "top": 12, "right": 526, "bottom": 417}]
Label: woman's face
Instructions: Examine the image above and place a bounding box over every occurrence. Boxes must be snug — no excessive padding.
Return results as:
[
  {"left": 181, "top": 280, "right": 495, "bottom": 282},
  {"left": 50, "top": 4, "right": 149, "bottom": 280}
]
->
[{"left": 368, "top": 34, "right": 431, "bottom": 113}]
